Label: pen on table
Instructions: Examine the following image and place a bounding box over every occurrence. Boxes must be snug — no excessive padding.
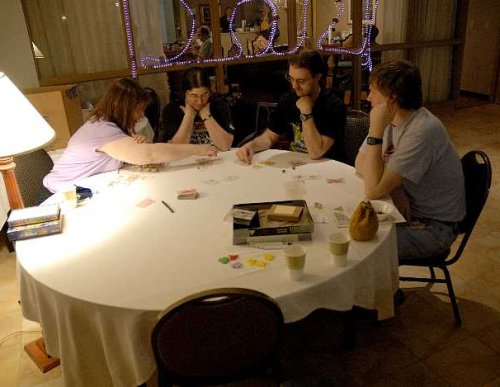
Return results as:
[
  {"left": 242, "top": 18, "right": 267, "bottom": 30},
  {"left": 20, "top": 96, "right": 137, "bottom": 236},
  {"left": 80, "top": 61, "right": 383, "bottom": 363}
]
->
[{"left": 162, "top": 200, "right": 175, "bottom": 213}]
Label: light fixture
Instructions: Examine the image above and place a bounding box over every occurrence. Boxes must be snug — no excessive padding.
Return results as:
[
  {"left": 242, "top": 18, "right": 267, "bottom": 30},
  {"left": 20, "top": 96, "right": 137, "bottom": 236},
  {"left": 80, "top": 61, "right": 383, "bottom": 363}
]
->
[
  {"left": 0, "top": 72, "right": 55, "bottom": 209},
  {"left": 32, "top": 42, "right": 45, "bottom": 59}
]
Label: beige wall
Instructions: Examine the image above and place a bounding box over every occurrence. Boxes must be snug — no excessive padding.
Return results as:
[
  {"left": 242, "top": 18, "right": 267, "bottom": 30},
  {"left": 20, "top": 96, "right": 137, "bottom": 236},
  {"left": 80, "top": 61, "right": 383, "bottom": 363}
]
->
[
  {"left": 461, "top": 0, "right": 500, "bottom": 95},
  {"left": 0, "top": 0, "right": 39, "bottom": 89}
]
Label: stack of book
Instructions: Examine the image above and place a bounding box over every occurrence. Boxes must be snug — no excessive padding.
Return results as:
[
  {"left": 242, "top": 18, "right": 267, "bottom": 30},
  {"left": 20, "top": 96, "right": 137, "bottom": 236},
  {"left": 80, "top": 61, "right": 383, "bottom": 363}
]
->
[
  {"left": 232, "top": 200, "right": 314, "bottom": 245},
  {"left": 7, "top": 204, "right": 63, "bottom": 241}
]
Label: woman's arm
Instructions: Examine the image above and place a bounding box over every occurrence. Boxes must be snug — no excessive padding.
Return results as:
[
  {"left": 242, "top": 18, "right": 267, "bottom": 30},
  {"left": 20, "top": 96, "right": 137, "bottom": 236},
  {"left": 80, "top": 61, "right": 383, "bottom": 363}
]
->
[
  {"left": 99, "top": 137, "right": 217, "bottom": 165},
  {"left": 199, "top": 103, "right": 233, "bottom": 151},
  {"left": 169, "top": 104, "right": 196, "bottom": 144}
]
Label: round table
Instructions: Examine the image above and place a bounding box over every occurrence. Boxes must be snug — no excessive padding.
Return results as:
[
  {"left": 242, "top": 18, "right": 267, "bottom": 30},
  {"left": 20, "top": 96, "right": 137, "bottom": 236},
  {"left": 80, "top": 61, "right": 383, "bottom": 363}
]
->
[{"left": 17, "top": 149, "right": 398, "bottom": 387}]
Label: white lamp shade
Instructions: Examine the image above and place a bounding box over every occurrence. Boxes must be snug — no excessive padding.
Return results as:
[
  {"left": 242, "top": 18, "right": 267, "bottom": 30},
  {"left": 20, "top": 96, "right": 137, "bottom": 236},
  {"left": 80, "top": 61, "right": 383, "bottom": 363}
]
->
[{"left": 0, "top": 72, "right": 55, "bottom": 157}]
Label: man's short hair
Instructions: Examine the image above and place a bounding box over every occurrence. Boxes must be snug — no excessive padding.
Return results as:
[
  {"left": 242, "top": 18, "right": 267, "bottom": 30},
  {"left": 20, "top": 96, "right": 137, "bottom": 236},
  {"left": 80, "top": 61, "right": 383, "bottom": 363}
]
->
[
  {"left": 288, "top": 48, "right": 325, "bottom": 78},
  {"left": 369, "top": 60, "right": 423, "bottom": 110},
  {"left": 199, "top": 26, "right": 210, "bottom": 36}
]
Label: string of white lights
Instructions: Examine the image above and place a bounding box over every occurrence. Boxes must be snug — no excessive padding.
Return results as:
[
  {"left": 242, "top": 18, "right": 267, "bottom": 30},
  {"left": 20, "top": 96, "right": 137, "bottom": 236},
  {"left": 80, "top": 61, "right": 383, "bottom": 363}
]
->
[{"left": 122, "top": 0, "right": 377, "bottom": 74}]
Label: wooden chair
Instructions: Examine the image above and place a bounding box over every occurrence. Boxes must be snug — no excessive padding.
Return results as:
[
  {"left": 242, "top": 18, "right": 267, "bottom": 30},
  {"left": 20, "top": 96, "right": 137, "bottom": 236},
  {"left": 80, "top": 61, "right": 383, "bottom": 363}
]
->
[
  {"left": 151, "top": 288, "right": 284, "bottom": 386},
  {"left": 399, "top": 150, "right": 492, "bottom": 326},
  {"left": 342, "top": 109, "right": 369, "bottom": 166}
]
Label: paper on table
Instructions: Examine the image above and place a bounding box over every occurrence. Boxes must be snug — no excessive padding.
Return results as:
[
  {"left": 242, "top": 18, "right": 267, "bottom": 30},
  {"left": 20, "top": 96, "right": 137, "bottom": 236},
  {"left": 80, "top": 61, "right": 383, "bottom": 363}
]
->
[{"left": 331, "top": 204, "right": 406, "bottom": 228}]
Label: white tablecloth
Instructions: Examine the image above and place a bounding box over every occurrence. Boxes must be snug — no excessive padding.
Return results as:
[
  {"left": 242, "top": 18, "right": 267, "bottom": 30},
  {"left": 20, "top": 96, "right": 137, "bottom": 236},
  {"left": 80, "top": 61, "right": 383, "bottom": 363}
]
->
[{"left": 17, "top": 149, "right": 398, "bottom": 387}]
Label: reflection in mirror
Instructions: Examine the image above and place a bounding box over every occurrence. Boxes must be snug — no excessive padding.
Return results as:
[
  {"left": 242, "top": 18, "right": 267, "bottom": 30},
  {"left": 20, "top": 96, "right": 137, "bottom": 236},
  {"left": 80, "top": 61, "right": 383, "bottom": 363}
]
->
[
  {"left": 220, "top": 0, "right": 291, "bottom": 59},
  {"left": 131, "top": 0, "right": 221, "bottom": 66},
  {"left": 127, "top": 0, "right": 304, "bottom": 68},
  {"left": 317, "top": 0, "right": 378, "bottom": 73},
  {"left": 295, "top": 0, "right": 312, "bottom": 50}
]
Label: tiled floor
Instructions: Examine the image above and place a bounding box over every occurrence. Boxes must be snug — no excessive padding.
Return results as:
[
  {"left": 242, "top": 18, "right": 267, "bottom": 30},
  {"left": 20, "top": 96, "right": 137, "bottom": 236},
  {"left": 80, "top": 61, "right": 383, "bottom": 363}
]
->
[{"left": 0, "top": 102, "right": 499, "bottom": 386}]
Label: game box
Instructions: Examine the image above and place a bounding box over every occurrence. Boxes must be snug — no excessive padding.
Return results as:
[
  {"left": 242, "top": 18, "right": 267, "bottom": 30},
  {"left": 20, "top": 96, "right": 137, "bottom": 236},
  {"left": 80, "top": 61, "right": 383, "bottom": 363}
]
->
[
  {"left": 7, "top": 216, "right": 63, "bottom": 241},
  {"left": 232, "top": 200, "right": 314, "bottom": 245},
  {"left": 7, "top": 204, "right": 60, "bottom": 228}
]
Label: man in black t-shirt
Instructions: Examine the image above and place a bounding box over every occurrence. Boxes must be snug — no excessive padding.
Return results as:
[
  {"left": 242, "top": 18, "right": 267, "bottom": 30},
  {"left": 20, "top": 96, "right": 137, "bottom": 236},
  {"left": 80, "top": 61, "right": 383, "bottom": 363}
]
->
[
  {"left": 219, "top": 7, "right": 232, "bottom": 33},
  {"left": 236, "top": 49, "right": 346, "bottom": 163}
]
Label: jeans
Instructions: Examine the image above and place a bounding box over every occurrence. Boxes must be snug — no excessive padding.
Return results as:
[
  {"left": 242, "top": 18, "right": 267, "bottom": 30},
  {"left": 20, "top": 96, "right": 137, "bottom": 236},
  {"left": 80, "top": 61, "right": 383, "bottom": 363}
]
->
[{"left": 397, "top": 218, "right": 459, "bottom": 261}]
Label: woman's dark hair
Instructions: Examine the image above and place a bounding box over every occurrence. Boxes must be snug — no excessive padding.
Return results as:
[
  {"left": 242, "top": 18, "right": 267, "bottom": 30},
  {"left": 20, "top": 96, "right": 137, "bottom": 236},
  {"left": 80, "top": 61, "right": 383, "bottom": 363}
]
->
[
  {"left": 369, "top": 60, "right": 423, "bottom": 110},
  {"left": 91, "top": 78, "right": 150, "bottom": 134},
  {"left": 288, "top": 48, "right": 326, "bottom": 78},
  {"left": 182, "top": 67, "right": 211, "bottom": 93}
]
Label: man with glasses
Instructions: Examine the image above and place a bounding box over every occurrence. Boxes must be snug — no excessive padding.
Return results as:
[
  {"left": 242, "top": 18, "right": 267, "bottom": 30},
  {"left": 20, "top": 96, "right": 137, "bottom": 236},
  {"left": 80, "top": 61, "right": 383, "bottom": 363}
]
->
[
  {"left": 236, "top": 49, "right": 346, "bottom": 163},
  {"left": 192, "top": 26, "right": 213, "bottom": 59}
]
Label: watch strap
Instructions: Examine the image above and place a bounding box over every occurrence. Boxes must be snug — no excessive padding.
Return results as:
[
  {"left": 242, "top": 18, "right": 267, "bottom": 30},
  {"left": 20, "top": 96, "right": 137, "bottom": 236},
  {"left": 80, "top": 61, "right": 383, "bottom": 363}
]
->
[
  {"left": 300, "top": 112, "right": 313, "bottom": 122},
  {"left": 367, "top": 136, "right": 383, "bottom": 145}
]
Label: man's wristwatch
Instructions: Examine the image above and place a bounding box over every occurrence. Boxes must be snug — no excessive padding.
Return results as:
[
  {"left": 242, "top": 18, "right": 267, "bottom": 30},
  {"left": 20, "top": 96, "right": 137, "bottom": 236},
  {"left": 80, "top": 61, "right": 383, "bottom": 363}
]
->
[
  {"left": 299, "top": 112, "right": 313, "bottom": 122},
  {"left": 366, "top": 136, "right": 383, "bottom": 145}
]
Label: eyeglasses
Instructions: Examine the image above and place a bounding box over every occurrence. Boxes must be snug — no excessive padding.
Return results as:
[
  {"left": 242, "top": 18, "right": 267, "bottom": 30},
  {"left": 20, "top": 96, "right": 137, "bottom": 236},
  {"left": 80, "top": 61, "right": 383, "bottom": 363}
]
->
[
  {"left": 186, "top": 92, "right": 210, "bottom": 101},
  {"left": 285, "top": 74, "right": 312, "bottom": 86}
]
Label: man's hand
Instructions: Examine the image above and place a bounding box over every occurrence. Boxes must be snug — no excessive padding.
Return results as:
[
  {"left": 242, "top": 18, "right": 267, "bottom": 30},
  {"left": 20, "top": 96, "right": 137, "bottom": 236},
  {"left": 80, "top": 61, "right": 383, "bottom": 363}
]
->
[
  {"left": 369, "top": 103, "right": 393, "bottom": 137},
  {"left": 236, "top": 145, "right": 254, "bottom": 165},
  {"left": 296, "top": 95, "right": 314, "bottom": 114}
]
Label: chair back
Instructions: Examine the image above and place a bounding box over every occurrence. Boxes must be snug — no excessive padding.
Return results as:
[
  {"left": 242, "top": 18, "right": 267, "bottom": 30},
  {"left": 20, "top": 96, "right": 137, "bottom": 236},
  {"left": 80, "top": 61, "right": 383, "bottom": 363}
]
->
[
  {"left": 255, "top": 101, "right": 277, "bottom": 136},
  {"left": 152, "top": 288, "right": 283, "bottom": 386},
  {"left": 459, "top": 150, "right": 492, "bottom": 235},
  {"left": 234, "top": 101, "right": 276, "bottom": 147},
  {"left": 343, "top": 109, "right": 369, "bottom": 166},
  {"left": 144, "top": 87, "right": 160, "bottom": 142},
  {"left": 13, "top": 148, "right": 54, "bottom": 206}
]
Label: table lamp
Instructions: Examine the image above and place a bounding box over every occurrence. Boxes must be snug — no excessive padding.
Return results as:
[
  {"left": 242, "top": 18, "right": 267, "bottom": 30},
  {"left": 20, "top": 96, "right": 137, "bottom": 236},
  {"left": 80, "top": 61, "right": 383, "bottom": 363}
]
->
[{"left": 0, "top": 72, "right": 55, "bottom": 209}]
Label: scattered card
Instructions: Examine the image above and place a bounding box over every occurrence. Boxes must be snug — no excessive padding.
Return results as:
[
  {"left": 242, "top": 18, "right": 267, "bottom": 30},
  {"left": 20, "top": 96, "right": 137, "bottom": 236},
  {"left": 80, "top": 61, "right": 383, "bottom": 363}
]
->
[
  {"left": 327, "top": 178, "right": 346, "bottom": 184},
  {"left": 289, "top": 160, "right": 306, "bottom": 167},
  {"left": 136, "top": 197, "right": 155, "bottom": 208},
  {"left": 177, "top": 188, "right": 199, "bottom": 200},
  {"left": 257, "top": 160, "right": 276, "bottom": 166}
]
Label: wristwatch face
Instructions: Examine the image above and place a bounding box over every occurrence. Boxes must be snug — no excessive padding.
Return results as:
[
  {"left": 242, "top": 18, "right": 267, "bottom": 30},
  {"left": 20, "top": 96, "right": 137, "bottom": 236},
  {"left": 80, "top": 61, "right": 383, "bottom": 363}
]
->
[
  {"left": 367, "top": 136, "right": 383, "bottom": 145},
  {"left": 299, "top": 113, "right": 313, "bottom": 122}
]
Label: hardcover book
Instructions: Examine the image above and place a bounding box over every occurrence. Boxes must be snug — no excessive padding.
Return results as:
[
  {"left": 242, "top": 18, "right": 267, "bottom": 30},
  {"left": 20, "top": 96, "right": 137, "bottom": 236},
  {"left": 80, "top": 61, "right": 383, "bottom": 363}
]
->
[
  {"left": 7, "top": 216, "right": 64, "bottom": 241},
  {"left": 7, "top": 204, "right": 60, "bottom": 228},
  {"left": 232, "top": 200, "right": 314, "bottom": 245}
]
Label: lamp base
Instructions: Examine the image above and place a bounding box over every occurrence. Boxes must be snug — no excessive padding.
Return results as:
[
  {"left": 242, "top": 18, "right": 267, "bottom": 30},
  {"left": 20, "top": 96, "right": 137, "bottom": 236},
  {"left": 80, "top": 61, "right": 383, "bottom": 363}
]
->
[{"left": 24, "top": 337, "right": 60, "bottom": 373}]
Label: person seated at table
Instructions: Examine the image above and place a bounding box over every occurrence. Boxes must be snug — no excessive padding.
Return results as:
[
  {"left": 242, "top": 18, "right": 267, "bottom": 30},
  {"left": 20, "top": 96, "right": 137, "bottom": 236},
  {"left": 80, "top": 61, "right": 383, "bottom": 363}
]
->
[
  {"left": 252, "top": 3, "right": 280, "bottom": 54},
  {"left": 43, "top": 78, "right": 217, "bottom": 193},
  {"left": 159, "top": 67, "right": 234, "bottom": 150},
  {"left": 220, "top": 6, "right": 232, "bottom": 33},
  {"left": 355, "top": 59, "right": 465, "bottom": 261},
  {"left": 191, "top": 26, "right": 213, "bottom": 59},
  {"left": 236, "top": 48, "right": 346, "bottom": 163}
]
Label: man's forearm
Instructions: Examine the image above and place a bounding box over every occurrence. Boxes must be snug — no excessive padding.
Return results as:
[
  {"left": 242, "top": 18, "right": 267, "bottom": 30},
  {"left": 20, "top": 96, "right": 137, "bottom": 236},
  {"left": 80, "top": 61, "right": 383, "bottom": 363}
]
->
[
  {"left": 302, "top": 120, "right": 327, "bottom": 159},
  {"left": 363, "top": 144, "right": 385, "bottom": 198},
  {"left": 247, "top": 132, "right": 273, "bottom": 153}
]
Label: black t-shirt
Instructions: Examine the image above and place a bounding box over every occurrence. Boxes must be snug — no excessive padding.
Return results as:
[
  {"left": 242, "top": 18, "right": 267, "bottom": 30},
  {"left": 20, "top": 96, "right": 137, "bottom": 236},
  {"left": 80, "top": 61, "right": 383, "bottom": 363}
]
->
[
  {"left": 159, "top": 94, "right": 234, "bottom": 144},
  {"left": 220, "top": 16, "right": 230, "bottom": 33},
  {"left": 269, "top": 90, "right": 347, "bottom": 161}
]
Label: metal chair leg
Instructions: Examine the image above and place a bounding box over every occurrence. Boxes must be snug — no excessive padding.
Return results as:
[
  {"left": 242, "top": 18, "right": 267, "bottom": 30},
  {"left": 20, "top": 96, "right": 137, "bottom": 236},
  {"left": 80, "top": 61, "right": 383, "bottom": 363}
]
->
[
  {"left": 442, "top": 266, "right": 462, "bottom": 326},
  {"left": 429, "top": 266, "right": 436, "bottom": 280}
]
